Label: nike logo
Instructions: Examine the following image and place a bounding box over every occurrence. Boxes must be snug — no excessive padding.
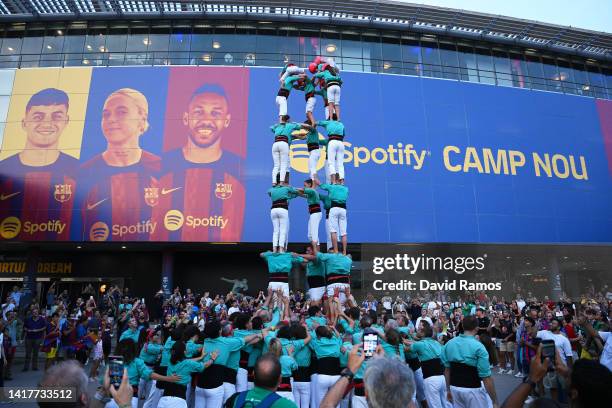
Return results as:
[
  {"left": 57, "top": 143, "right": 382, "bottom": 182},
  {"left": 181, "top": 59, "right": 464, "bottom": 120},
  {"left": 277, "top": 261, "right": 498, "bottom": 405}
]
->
[
  {"left": 161, "top": 187, "right": 182, "bottom": 195},
  {"left": 0, "top": 192, "right": 20, "bottom": 201},
  {"left": 86, "top": 198, "right": 108, "bottom": 210}
]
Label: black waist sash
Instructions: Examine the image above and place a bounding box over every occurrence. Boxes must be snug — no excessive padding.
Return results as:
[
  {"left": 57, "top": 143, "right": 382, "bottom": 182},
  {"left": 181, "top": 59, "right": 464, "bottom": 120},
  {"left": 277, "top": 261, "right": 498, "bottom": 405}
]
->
[
  {"left": 274, "top": 136, "right": 289, "bottom": 143},
  {"left": 155, "top": 366, "right": 167, "bottom": 390},
  {"left": 293, "top": 366, "right": 311, "bottom": 382},
  {"left": 305, "top": 91, "right": 315, "bottom": 100},
  {"left": 324, "top": 209, "right": 329, "bottom": 219},
  {"left": 239, "top": 351, "right": 249, "bottom": 369},
  {"left": 326, "top": 273, "right": 350, "bottom": 284},
  {"left": 164, "top": 383, "right": 187, "bottom": 399},
  {"left": 309, "top": 204, "right": 321, "bottom": 214},
  {"left": 328, "top": 134, "right": 344, "bottom": 141},
  {"left": 421, "top": 358, "right": 445, "bottom": 379},
  {"left": 197, "top": 364, "right": 225, "bottom": 389},
  {"left": 406, "top": 357, "right": 421, "bottom": 371},
  {"left": 307, "top": 143, "right": 319, "bottom": 151},
  {"left": 269, "top": 272, "right": 289, "bottom": 282},
  {"left": 449, "top": 362, "right": 481, "bottom": 388},
  {"left": 271, "top": 199, "right": 289, "bottom": 210},
  {"left": 354, "top": 378, "right": 365, "bottom": 397},
  {"left": 277, "top": 88, "right": 290, "bottom": 97},
  {"left": 278, "top": 376, "right": 292, "bottom": 391},
  {"left": 307, "top": 275, "right": 325, "bottom": 288},
  {"left": 223, "top": 366, "right": 237, "bottom": 385},
  {"left": 326, "top": 81, "right": 341, "bottom": 88},
  {"left": 331, "top": 201, "right": 346, "bottom": 209},
  {"left": 316, "top": 357, "right": 340, "bottom": 375}
]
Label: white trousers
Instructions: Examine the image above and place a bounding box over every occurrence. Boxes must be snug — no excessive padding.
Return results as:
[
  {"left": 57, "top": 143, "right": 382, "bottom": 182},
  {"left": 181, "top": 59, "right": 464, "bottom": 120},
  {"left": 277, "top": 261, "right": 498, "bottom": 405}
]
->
[
  {"left": 270, "top": 208, "right": 289, "bottom": 248},
  {"left": 236, "top": 368, "right": 248, "bottom": 392},
  {"left": 327, "top": 140, "right": 345, "bottom": 179},
  {"left": 327, "top": 283, "right": 350, "bottom": 304},
  {"left": 325, "top": 217, "right": 332, "bottom": 249},
  {"left": 310, "top": 374, "right": 318, "bottom": 408},
  {"left": 305, "top": 96, "right": 316, "bottom": 113},
  {"left": 315, "top": 374, "right": 340, "bottom": 408},
  {"left": 222, "top": 382, "right": 235, "bottom": 403},
  {"left": 158, "top": 396, "right": 187, "bottom": 408},
  {"left": 276, "top": 95, "right": 288, "bottom": 116},
  {"left": 327, "top": 84, "right": 341, "bottom": 105},
  {"left": 144, "top": 383, "right": 163, "bottom": 408},
  {"left": 449, "top": 385, "right": 493, "bottom": 408},
  {"left": 329, "top": 207, "right": 347, "bottom": 237},
  {"left": 414, "top": 367, "right": 426, "bottom": 402},
  {"left": 272, "top": 141, "right": 290, "bottom": 184},
  {"left": 138, "top": 378, "right": 153, "bottom": 400},
  {"left": 280, "top": 66, "right": 305, "bottom": 82},
  {"left": 308, "top": 212, "right": 322, "bottom": 244},
  {"left": 194, "top": 385, "right": 224, "bottom": 408},
  {"left": 292, "top": 381, "right": 310, "bottom": 408},
  {"left": 424, "top": 375, "right": 452, "bottom": 408},
  {"left": 308, "top": 148, "right": 321, "bottom": 179},
  {"left": 324, "top": 157, "right": 331, "bottom": 183},
  {"left": 352, "top": 395, "right": 368, "bottom": 408},
  {"left": 307, "top": 286, "right": 325, "bottom": 302}
]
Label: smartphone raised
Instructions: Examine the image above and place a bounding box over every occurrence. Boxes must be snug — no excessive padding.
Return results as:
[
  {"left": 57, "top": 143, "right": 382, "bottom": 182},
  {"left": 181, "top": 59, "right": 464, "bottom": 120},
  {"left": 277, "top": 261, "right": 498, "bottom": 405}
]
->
[
  {"left": 363, "top": 330, "right": 379, "bottom": 359},
  {"left": 108, "top": 355, "right": 124, "bottom": 388},
  {"left": 541, "top": 340, "right": 556, "bottom": 371}
]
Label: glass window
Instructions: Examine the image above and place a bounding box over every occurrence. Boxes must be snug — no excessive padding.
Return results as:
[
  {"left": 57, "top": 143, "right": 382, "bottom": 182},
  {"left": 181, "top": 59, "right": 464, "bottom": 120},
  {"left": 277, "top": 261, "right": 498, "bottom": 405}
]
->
[
  {"left": 439, "top": 41, "right": 459, "bottom": 80},
  {"left": 508, "top": 52, "right": 528, "bottom": 89},
  {"left": 126, "top": 29, "right": 149, "bottom": 52},
  {"left": 362, "top": 34, "right": 381, "bottom": 73},
  {"left": 401, "top": 38, "right": 421, "bottom": 76},
  {"left": 256, "top": 32, "right": 283, "bottom": 67},
  {"left": 0, "top": 30, "right": 23, "bottom": 68},
  {"left": 381, "top": 36, "right": 401, "bottom": 74},
  {"left": 603, "top": 66, "right": 612, "bottom": 99},
  {"left": 190, "top": 26, "right": 213, "bottom": 65},
  {"left": 235, "top": 28, "right": 257, "bottom": 66},
  {"left": 340, "top": 34, "right": 362, "bottom": 72},
  {"left": 277, "top": 30, "right": 300, "bottom": 67},
  {"left": 299, "top": 30, "right": 320, "bottom": 64},
  {"left": 62, "top": 29, "right": 85, "bottom": 66},
  {"left": 525, "top": 54, "right": 547, "bottom": 91},
  {"left": 211, "top": 28, "right": 243, "bottom": 66},
  {"left": 457, "top": 44, "right": 477, "bottom": 82},
  {"left": 556, "top": 59, "right": 577, "bottom": 95},
  {"left": 106, "top": 28, "right": 127, "bottom": 55},
  {"left": 475, "top": 46, "right": 495, "bottom": 85},
  {"left": 542, "top": 57, "right": 561, "bottom": 92},
  {"left": 321, "top": 31, "right": 341, "bottom": 70},
  {"left": 421, "top": 38, "right": 442, "bottom": 78},
  {"left": 21, "top": 30, "right": 44, "bottom": 67},
  {"left": 571, "top": 61, "right": 590, "bottom": 96},
  {"left": 41, "top": 31, "right": 65, "bottom": 67},
  {"left": 492, "top": 49, "right": 512, "bottom": 87},
  {"left": 167, "top": 26, "right": 190, "bottom": 65},
  {"left": 148, "top": 28, "right": 170, "bottom": 52},
  {"left": 586, "top": 64, "right": 606, "bottom": 98}
]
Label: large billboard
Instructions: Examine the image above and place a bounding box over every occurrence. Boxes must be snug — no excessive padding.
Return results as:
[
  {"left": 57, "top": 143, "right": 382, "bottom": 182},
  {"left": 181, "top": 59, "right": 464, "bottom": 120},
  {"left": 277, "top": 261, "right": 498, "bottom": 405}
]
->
[{"left": 0, "top": 66, "right": 610, "bottom": 244}]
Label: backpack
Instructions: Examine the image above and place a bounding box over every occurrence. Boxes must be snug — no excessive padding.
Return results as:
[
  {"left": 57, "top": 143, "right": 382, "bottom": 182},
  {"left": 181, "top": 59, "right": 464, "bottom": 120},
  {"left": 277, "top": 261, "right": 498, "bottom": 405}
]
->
[{"left": 225, "top": 390, "right": 281, "bottom": 408}]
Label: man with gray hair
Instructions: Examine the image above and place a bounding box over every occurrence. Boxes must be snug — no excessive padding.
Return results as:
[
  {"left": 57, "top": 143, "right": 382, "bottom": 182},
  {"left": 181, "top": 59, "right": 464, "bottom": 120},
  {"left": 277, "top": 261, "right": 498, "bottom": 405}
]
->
[{"left": 320, "top": 345, "right": 416, "bottom": 408}]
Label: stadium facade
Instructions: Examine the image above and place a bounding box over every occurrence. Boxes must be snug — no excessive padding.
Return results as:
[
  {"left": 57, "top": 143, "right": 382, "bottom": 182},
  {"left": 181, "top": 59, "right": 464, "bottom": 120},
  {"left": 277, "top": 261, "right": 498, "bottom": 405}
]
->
[{"left": 0, "top": 0, "right": 610, "bottom": 303}]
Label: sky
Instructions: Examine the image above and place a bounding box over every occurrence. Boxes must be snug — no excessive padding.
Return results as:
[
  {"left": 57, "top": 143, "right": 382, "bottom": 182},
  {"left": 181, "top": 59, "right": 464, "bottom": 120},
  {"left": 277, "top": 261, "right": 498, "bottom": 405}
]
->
[{"left": 399, "top": 0, "right": 611, "bottom": 33}]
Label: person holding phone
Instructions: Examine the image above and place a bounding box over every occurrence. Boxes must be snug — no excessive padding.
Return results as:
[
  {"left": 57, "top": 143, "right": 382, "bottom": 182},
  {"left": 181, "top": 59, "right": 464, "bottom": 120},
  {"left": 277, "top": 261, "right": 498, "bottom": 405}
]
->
[{"left": 536, "top": 318, "right": 573, "bottom": 402}]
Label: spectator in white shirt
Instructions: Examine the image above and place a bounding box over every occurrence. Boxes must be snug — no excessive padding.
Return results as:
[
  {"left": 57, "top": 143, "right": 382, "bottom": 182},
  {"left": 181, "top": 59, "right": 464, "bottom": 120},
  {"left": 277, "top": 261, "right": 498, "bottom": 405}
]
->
[{"left": 415, "top": 308, "right": 433, "bottom": 331}]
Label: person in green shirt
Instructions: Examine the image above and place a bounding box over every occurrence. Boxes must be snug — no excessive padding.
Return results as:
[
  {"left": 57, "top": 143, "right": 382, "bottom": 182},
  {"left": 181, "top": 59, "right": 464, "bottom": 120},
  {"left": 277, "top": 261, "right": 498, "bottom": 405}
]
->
[
  {"left": 313, "top": 67, "right": 342, "bottom": 120},
  {"left": 442, "top": 315, "right": 499, "bottom": 408},
  {"left": 308, "top": 325, "right": 342, "bottom": 407},
  {"left": 275, "top": 70, "right": 300, "bottom": 121},
  {"left": 298, "top": 246, "right": 326, "bottom": 305},
  {"left": 138, "top": 332, "right": 163, "bottom": 401},
  {"left": 319, "top": 183, "right": 348, "bottom": 254},
  {"left": 268, "top": 338, "right": 298, "bottom": 402},
  {"left": 404, "top": 321, "right": 449, "bottom": 408},
  {"left": 267, "top": 184, "right": 300, "bottom": 253},
  {"left": 297, "top": 179, "right": 322, "bottom": 251},
  {"left": 260, "top": 252, "right": 305, "bottom": 297},
  {"left": 270, "top": 116, "right": 311, "bottom": 186},
  {"left": 159, "top": 340, "right": 218, "bottom": 407},
  {"left": 316, "top": 117, "right": 345, "bottom": 185},
  {"left": 319, "top": 192, "right": 332, "bottom": 251},
  {"left": 302, "top": 126, "right": 327, "bottom": 183},
  {"left": 144, "top": 327, "right": 184, "bottom": 408},
  {"left": 225, "top": 353, "right": 298, "bottom": 408},
  {"left": 114, "top": 338, "right": 181, "bottom": 408}
]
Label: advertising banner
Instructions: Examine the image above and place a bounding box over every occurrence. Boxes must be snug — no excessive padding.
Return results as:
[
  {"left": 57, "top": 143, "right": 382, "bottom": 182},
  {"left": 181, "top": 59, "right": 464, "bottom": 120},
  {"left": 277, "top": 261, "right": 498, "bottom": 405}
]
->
[{"left": 0, "top": 66, "right": 610, "bottom": 243}]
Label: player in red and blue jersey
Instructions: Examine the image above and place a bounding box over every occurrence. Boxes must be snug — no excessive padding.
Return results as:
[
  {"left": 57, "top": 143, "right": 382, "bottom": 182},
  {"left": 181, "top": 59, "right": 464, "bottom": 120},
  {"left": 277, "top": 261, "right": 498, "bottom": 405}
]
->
[
  {"left": 79, "top": 88, "right": 160, "bottom": 241},
  {"left": 150, "top": 84, "right": 245, "bottom": 242},
  {"left": 0, "top": 88, "right": 78, "bottom": 241}
]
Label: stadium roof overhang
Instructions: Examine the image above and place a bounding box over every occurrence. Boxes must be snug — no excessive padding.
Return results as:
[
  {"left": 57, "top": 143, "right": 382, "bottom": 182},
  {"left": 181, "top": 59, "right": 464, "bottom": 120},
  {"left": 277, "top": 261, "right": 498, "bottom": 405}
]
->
[{"left": 0, "top": 0, "right": 610, "bottom": 62}]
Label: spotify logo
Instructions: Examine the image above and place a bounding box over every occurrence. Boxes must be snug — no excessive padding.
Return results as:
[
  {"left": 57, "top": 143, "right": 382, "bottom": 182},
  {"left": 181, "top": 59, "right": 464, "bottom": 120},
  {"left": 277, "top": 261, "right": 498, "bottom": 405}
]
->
[
  {"left": 289, "top": 131, "right": 327, "bottom": 174},
  {"left": 89, "top": 221, "right": 109, "bottom": 241},
  {"left": 0, "top": 217, "right": 21, "bottom": 239},
  {"left": 164, "top": 210, "right": 184, "bottom": 231}
]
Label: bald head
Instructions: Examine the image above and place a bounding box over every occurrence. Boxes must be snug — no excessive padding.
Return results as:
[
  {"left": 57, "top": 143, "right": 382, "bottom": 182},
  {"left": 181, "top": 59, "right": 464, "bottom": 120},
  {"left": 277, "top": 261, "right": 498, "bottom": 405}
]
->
[{"left": 254, "top": 353, "right": 281, "bottom": 390}]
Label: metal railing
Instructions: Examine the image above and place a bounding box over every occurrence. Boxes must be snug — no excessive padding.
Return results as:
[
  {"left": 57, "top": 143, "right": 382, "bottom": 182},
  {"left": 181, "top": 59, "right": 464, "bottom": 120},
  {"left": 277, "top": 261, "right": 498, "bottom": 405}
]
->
[{"left": 0, "top": 50, "right": 608, "bottom": 99}]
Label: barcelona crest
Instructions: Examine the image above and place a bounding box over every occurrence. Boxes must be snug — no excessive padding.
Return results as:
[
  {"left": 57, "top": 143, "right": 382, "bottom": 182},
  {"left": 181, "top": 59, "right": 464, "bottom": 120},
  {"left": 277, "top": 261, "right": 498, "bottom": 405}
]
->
[
  {"left": 53, "top": 184, "right": 72, "bottom": 203},
  {"left": 144, "top": 187, "right": 159, "bottom": 207},
  {"left": 215, "top": 183, "right": 233, "bottom": 200}
]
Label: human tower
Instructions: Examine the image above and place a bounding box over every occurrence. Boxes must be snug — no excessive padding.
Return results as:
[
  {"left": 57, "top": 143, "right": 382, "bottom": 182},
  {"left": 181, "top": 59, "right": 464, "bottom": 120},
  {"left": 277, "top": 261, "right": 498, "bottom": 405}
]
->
[{"left": 260, "top": 57, "right": 353, "bottom": 307}]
